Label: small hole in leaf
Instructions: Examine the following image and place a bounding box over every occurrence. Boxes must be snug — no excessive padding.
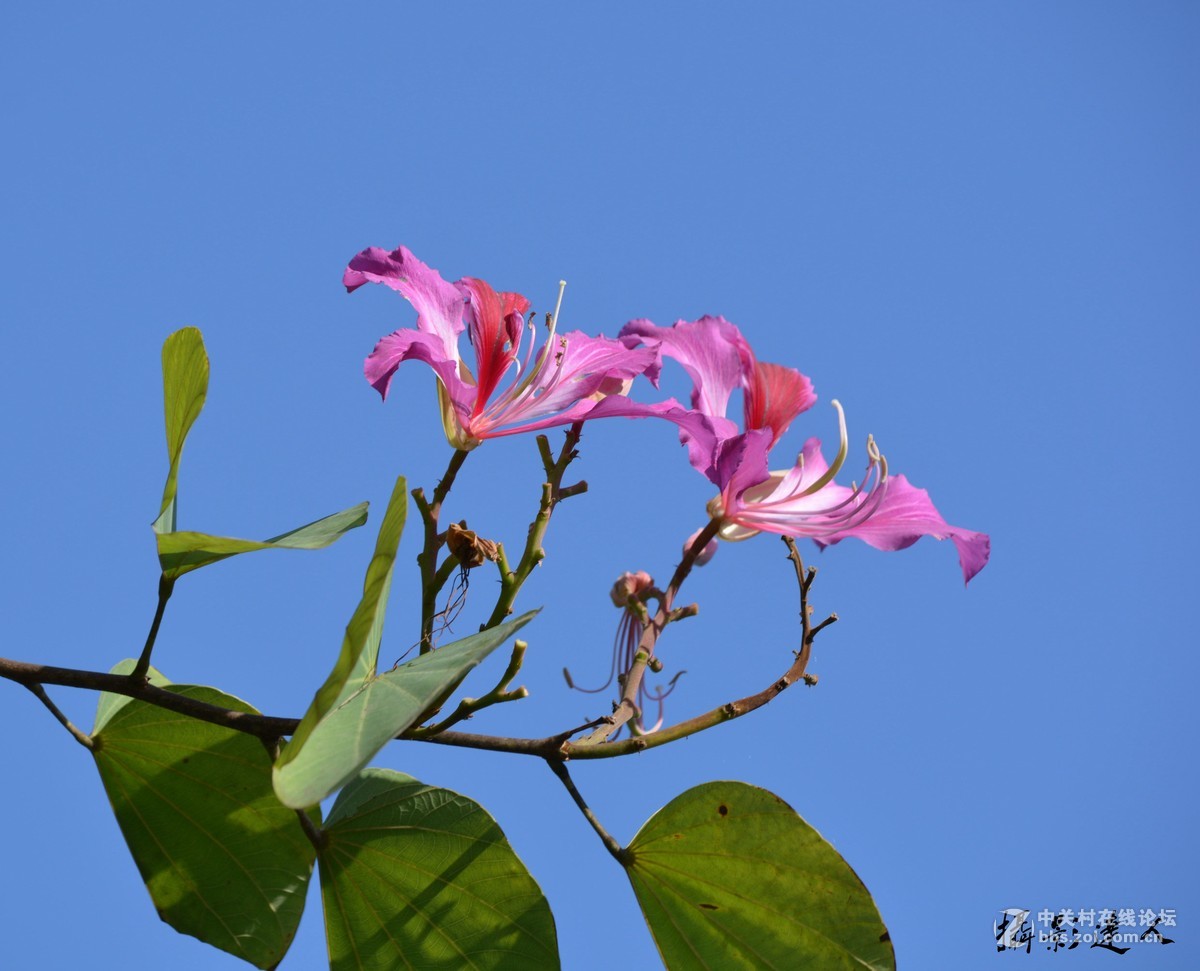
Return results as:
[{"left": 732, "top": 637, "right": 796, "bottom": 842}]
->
[
  {"left": 699, "top": 903, "right": 719, "bottom": 911},
  {"left": 717, "top": 804, "right": 728, "bottom": 817}
]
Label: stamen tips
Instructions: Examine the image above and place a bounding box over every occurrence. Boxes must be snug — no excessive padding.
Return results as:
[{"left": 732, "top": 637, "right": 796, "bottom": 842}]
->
[{"left": 551, "top": 279, "right": 567, "bottom": 330}]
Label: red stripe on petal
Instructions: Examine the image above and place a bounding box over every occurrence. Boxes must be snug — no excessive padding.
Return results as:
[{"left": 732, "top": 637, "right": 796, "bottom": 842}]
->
[{"left": 745, "top": 361, "right": 817, "bottom": 444}]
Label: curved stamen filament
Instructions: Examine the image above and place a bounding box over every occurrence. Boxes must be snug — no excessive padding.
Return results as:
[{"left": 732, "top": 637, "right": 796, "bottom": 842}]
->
[
  {"left": 481, "top": 280, "right": 568, "bottom": 423},
  {"left": 483, "top": 335, "right": 571, "bottom": 429},
  {"left": 727, "top": 438, "right": 891, "bottom": 537},
  {"left": 797, "top": 400, "right": 849, "bottom": 497}
]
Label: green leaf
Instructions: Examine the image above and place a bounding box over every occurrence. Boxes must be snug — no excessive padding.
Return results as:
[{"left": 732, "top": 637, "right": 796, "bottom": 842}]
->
[
  {"left": 153, "top": 327, "right": 209, "bottom": 536},
  {"left": 624, "top": 781, "right": 894, "bottom": 971},
  {"left": 92, "top": 669, "right": 317, "bottom": 970},
  {"left": 273, "top": 611, "right": 536, "bottom": 810},
  {"left": 92, "top": 658, "right": 172, "bottom": 734},
  {"left": 273, "top": 476, "right": 408, "bottom": 782},
  {"left": 149, "top": 326, "right": 367, "bottom": 578},
  {"left": 155, "top": 501, "right": 369, "bottom": 578},
  {"left": 319, "top": 769, "right": 560, "bottom": 971}
]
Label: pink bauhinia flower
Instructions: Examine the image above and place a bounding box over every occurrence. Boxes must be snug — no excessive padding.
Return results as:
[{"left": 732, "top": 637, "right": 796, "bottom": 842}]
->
[
  {"left": 344, "top": 245, "right": 661, "bottom": 450},
  {"left": 619, "top": 316, "right": 990, "bottom": 585}
]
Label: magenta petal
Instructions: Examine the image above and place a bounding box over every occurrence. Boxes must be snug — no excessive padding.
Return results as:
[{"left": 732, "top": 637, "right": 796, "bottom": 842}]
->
[
  {"left": 564, "top": 394, "right": 741, "bottom": 485},
  {"left": 714, "top": 428, "right": 776, "bottom": 496},
  {"left": 515, "top": 332, "right": 659, "bottom": 418},
  {"left": 619, "top": 316, "right": 751, "bottom": 419},
  {"left": 469, "top": 332, "right": 662, "bottom": 440},
  {"left": 344, "top": 245, "right": 466, "bottom": 361},
  {"left": 819, "top": 474, "right": 990, "bottom": 585},
  {"left": 364, "top": 329, "right": 469, "bottom": 410}
]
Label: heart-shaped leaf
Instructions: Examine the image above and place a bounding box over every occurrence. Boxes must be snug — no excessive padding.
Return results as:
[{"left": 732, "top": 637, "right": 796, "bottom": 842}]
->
[
  {"left": 273, "top": 610, "right": 536, "bottom": 810},
  {"left": 625, "top": 781, "right": 894, "bottom": 970},
  {"left": 92, "top": 663, "right": 317, "bottom": 969},
  {"left": 319, "top": 769, "right": 559, "bottom": 970}
]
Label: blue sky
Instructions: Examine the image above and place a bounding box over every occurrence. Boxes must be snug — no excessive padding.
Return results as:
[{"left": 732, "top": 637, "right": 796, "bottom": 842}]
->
[{"left": 1, "top": 3, "right": 1195, "bottom": 968}]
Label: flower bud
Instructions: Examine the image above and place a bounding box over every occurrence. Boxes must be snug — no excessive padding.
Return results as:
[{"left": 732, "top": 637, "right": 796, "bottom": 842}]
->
[
  {"left": 609, "top": 570, "right": 654, "bottom": 608},
  {"left": 684, "top": 528, "right": 718, "bottom": 566}
]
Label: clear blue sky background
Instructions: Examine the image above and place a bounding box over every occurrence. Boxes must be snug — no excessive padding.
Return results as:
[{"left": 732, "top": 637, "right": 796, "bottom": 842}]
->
[{"left": 1, "top": 4, "right": 1195, "bottom": 969}]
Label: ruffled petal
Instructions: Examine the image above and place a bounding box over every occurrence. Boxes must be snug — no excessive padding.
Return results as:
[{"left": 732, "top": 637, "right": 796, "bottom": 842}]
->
[
  {"left": 364, "top": 329, "right": 472, "bottom": 418},
  {"left": 744, "top": 361, "right": 817, "bottom": 444},
  {"left": 344, "top": 245, "right": 465, "bottom": 363},
  {"left": 817, "top": 474, "right": 991, "bottom": 585},
  {"left": 619, "top": 315, "right": 751, "bottom": 419}
]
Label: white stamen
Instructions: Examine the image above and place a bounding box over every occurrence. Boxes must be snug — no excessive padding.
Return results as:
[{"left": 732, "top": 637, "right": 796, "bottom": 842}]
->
[
  {"left": 551, "top": 280, "right": 566, "bottom": 331},
  {"left": 797, "top": 399, "right": 850, "bottom": 497}
]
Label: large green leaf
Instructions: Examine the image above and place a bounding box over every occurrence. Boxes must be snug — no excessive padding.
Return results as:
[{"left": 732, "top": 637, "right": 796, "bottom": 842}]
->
[
  {"left": 625, "top": 781, "right": 894, "bottom": 971},
  {"left": 93, "top": 658, "right": 172, "bottom": 734},
  {"left": 274, "top": 476, "right": 408, "bottom": 782},
  {"left": 149, "top": 326, "right": 367, "bottom": 578},
  {"left": 319, "top": 769, "right": 560, "bottom": 971},
  {"left": 92, "top": 664, "right": 317, "bottom": 969},
  {"left": 156, "top": 501, "right": 369, "bottom": 577},
  {"left": 273, "top": 611, "right": 536, "bottom": 810}
]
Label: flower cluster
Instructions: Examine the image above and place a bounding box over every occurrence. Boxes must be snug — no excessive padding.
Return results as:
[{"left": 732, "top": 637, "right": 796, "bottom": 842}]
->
[{"left": 346, "top": 243, "right": 989, "bottom": 585}]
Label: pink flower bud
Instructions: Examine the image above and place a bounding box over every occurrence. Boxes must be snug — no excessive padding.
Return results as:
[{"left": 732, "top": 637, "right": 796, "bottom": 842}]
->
[
  {"left": 609, "top": 570, "right": 654, "bottom": 608},
  {"left": 684, "top": 529, "right": 718, "bottom": 566}
]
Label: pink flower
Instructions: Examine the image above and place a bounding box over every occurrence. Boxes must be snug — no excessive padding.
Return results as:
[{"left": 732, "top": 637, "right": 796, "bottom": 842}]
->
[
  {"left": 344, "top": 245, "right": 661, "bottom": 449},
  {"left": 619, "top": 317, "right": 990, "bottom": 585}
]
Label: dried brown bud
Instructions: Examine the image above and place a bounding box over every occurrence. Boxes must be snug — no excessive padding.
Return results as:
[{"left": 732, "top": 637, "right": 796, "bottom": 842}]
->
[
  {"left": 446, "top": 522, "right": 499, "bottom": 569},
  {"left": 803, "top": 673, "right": 819, "bottom": 686}
]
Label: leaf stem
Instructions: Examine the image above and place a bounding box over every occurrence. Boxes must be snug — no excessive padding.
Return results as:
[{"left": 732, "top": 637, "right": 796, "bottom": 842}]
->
[
  {"left": 25, "top": 683, "right": 93, "bottom": 750},
  {"left": 131, "top": 574, "right": 175, "bottom": 681},
  {"left": 545, "top": 758, "right": 628, "bottom": 864}
]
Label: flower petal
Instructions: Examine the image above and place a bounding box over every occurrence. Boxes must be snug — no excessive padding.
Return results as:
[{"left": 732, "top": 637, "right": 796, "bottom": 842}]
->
[
  {"left": 474, "top": 332, "right": 662, "bottom": 438},
  {"left": 458, "top": 277, "right": 530, "bottom": 412},
  {"left": 619, "top": 316, "right": 751, "bottom": 419},
  {"left": 541, "top": 393, "right": 740, "bottom": 484},
  {"left": 344, "top": 245, "right": 465, "bottom": 363},
  {"left": 364, "top": 329, "right": 471, "bottom": 413},
  {"left": 816, "top": 474, "right": 991, "bottom": 585},
  {"left": 744, "top": 361, "right": 817, "bottom": 444}
]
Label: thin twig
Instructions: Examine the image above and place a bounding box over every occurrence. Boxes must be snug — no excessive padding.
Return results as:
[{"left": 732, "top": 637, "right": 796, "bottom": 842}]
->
[
  {"left": 0, "top": 541, "right": 835, "bottom": 761},
  {"left": 483, "top": 424, "right": 586, "bottom": 630},
  {"left": 130, "top": 574, "right": 175, "bottom": 681},
  {"left": 574, "top": 517, "right": 721, "bottom": 746},
  {"left": 545, "top": 758, "right": 628, "bottom": 864},
  {"left": 25, "top": 683, "right": 93, "bottom": 750},
  {"left": 415, "top": 449, "right": 470, "bottom": 653},
  {"left": 408, "top": 640, "right": 529, "bottom": 737}
]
